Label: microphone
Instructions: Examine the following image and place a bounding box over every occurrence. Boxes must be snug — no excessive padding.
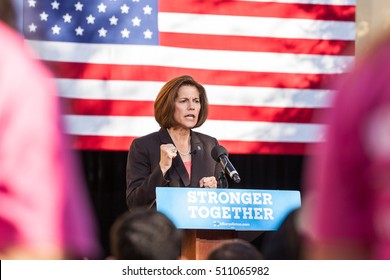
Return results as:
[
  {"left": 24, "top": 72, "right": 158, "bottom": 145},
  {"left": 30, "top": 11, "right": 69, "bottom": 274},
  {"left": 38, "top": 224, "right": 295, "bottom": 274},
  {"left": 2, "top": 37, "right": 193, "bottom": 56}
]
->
[{"left": 211, "top": 145, "right": 241, "bottom": 183}]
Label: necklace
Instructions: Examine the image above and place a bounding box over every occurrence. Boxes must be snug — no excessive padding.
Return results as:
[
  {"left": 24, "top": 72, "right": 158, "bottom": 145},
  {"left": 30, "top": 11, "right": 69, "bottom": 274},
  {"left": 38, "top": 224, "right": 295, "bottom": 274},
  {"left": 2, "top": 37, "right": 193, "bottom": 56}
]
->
[
  {"left": 177, "top": 145, "right": 191, "bottom": 156},
  {"left": 167, "top": 128, "right": 191, "bottom": 156}
]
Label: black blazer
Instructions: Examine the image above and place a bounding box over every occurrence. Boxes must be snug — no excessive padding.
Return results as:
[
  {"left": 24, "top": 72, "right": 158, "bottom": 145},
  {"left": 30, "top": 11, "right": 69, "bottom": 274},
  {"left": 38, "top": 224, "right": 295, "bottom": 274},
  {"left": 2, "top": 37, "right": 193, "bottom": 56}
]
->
[{"left": 126, "top": 128, "right": 223, "bottom": 210}]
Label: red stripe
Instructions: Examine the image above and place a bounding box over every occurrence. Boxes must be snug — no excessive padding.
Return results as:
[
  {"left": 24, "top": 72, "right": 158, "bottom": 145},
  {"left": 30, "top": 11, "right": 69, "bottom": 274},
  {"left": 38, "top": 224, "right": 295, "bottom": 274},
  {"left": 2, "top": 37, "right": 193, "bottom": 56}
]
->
[
  {"left": 72, "top": 135, "right": 311, "bottom": 155},
  {"left": 208, "top": 105, "right": 323, "bottom": 124},
  {"left": 218, "top": 140, "right": 309, "bottom": 155},
  {"left": 46, "top": 61, "right": 337, "bottom": 90},
  {"left": 159, "top": 0, "right": 355, "bottom": 21},
  {"left": 62, "top": 99, "right": 155, "bottom": 117},
  {"left": 160, "top": 32, "right": 354, "bottom": 55},
  {"left": 62, "top": 98, "right": 325, "bottom": 123}
]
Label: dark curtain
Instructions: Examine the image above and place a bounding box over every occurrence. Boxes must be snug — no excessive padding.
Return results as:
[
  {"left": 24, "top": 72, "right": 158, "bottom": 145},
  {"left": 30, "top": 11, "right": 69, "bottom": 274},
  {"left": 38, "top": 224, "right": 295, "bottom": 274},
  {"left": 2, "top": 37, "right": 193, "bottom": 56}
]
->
[{"left": 79, "top": 150, "right": 305, "bottom": 258}]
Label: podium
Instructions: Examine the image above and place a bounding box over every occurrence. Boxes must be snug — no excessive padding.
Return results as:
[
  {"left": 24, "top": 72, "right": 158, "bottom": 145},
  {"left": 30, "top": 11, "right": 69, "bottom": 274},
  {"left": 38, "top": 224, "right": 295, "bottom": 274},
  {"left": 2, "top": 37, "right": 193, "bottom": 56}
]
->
[
  {"left": 181, "top": 229, "right": 237, "bottom": 260},
  {"left": 156, "top": 187, "right": 301, "bottom": 260}
]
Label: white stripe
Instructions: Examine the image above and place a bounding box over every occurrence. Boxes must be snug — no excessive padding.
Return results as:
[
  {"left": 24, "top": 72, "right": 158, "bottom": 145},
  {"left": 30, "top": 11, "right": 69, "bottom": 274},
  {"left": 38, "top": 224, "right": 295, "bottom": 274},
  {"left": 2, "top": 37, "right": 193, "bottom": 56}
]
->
[
  {"left": 57, "top": 79, "right": 334, "bottom": 108},
  {"left": 159, "top": 13, "right": 355, "bottom": 40},
  {"left": 242, "top": 0, "right": 356, "bottom": 5},
  {"left": 206, "top": 85, "right": 334, "bottom": 108},
  {"left": 27, "top": 40, "right": 353, "bottom": 74},
  {"left": 63, "top": 115, "right": 325, "bottom": 143}
]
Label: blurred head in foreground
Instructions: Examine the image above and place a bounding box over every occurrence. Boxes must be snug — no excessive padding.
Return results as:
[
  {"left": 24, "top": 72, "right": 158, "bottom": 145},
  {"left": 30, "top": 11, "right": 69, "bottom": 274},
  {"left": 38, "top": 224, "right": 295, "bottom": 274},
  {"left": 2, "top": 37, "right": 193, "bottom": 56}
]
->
[
  {"left": 303, "top": 31, "right": 390, "bottom": 260},
  {"left": 110, "top": 209, "right": 183, "bottom": 260},
  {"left": 207, "top": 239, "right": 263, "bottom": 260},
  {"left": 0, "top": 11, "right": 100, "bottom": 259}
]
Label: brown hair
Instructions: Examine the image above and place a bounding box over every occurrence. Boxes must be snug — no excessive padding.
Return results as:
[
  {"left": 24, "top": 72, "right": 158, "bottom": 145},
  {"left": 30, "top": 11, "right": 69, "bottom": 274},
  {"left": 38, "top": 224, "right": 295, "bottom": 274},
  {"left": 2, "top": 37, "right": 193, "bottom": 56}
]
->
[{"left": 154, "top": 75, "right": 209, "bottom": 128}]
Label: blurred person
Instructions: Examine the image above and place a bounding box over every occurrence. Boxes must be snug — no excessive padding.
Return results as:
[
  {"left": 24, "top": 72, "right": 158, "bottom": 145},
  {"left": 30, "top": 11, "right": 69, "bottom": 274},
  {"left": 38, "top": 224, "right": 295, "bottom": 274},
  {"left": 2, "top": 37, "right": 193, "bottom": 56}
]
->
[
  {"left": 126, "top": 75, "right": 223, "bottom": 211},
  {"left": 0, "top": 19, "right": 100, "bottom": 259},
  {"left": 207, "top": 239, "right": 263, "bottom": 260},
  {"left": 254, "top": 209, "right": 302, "bottom": 260},
  {"left": 303, "top": 31, "right": 390, "bottom": 260},
  {"left": 109, "top": 209, "right": 183, "bottom": 260}
]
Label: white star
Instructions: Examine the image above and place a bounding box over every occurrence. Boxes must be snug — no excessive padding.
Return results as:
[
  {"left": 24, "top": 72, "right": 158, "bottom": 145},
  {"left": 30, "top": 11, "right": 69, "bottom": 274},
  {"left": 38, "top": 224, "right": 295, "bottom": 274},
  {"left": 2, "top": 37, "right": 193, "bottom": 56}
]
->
[
  {"left": 132, "top": 0, "right": 140, "bottom": 2},
  {"left": 75, "top": 26, "right": 84, "bottom": 36},
  {"left": 98, "top": 27, "right": 107, "bottom": 37},
  {"left": 97, "top": 3, "right": 107, "bottom": 13},
  {"left": 86, "top": 14, "right": 95, "bottom": 24},
  {"left": 121, "top": 28, "right": 130, "bottom": 38},
  {"left": 52, "top": 25, "right": 61, "bottom": 35},
  {"left": 109, "top": 16, "right": 118, "bottom": 25},
  {"left": 63, "top": 13, "right": 72, "bottom": 23},
  {"left": 28, "top": 0, "right": 36, "bottom": 7},
  {"left": 143, "top": 29, "right": 153, "bottom": 39},
  {"left": 40, "top": 12, "right": 49, "bottom": 21},
  {"left": 75, "top": 2, "right": 83, "bottom": 11},
  {"left": 143, "top": 5, "right": 152, "bottom": 15},
  {"left": 51, "top": 1, "right": 60, "bottom": 10},
  {"left": 120, "top": 4, "right": 130, "bottom": 14},
  {"left": 28, "top": 23, "right": 37, "bottom": 32},
  {"left": 132, "top": 17, "right": 141, "bottom": 27}
]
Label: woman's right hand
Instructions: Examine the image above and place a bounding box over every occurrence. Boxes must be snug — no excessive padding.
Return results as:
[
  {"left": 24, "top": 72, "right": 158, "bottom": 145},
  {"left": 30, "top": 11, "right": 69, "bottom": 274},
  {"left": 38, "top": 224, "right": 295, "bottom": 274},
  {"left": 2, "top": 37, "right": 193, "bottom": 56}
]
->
[{"left": 159, "top": 144, "right": 177, "bottom": 175}]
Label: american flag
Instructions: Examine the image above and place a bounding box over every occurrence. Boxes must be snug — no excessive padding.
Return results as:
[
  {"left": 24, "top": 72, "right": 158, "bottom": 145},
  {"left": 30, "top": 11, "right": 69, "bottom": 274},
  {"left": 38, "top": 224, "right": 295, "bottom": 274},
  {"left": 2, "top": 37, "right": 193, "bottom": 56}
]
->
[{"left": 22, "top": 0, "right": 356, "bottom": 155}]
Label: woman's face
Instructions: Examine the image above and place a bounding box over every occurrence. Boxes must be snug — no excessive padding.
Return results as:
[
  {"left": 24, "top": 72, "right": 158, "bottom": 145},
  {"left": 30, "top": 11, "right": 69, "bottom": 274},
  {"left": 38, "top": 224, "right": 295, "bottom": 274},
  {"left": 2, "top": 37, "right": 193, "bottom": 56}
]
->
[{"left": 173, "top": 85, "right": 201, "bottom": 129}]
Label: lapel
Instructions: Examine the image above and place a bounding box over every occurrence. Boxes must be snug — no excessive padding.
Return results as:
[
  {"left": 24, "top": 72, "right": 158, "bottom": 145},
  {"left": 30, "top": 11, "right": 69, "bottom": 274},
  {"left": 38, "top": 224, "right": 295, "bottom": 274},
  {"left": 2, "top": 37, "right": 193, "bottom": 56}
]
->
[
  {"left": 158, "top": 128, "right": 190, "bottom": 186},
  {"left": 190, "top": 131, "right": 203, "bottom": 187}
]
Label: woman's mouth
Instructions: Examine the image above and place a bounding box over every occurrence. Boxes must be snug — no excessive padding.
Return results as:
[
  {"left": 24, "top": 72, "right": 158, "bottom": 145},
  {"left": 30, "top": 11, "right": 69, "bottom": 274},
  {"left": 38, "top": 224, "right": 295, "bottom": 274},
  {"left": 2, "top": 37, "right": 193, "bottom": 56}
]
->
[{"left": 185, "top": 114, "right": 196, "bottom": 120}]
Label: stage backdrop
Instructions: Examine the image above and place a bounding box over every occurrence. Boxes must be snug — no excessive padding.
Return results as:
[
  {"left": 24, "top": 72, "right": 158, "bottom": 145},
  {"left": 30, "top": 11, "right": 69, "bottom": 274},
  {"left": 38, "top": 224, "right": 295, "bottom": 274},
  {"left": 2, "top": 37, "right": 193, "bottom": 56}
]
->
[{"left": 21, "top": 0, "right": 355, "bottom": 155}]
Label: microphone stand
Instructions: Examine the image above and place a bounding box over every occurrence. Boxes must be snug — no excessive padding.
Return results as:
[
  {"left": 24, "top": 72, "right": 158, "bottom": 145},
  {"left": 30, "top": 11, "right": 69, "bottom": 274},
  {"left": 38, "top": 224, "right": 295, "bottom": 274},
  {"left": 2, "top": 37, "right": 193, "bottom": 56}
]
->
[{"left": 218, "top": 171, "right": 229, "bottom": 188}]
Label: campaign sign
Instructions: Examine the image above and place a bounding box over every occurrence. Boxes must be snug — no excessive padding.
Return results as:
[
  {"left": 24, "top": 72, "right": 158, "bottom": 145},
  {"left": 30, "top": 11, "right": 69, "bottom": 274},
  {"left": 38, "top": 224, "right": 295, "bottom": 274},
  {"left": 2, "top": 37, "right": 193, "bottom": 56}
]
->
[{"left": 156, "top": 187, "right": 301, "bottom": 231}]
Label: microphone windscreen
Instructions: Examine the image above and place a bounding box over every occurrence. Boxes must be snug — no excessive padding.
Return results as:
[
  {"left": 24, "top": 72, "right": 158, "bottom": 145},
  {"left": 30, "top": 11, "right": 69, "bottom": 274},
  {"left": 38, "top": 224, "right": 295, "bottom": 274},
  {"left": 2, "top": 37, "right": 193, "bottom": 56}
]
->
[{"left": 211, "top": 145, "right": 228, "bottom": 162}]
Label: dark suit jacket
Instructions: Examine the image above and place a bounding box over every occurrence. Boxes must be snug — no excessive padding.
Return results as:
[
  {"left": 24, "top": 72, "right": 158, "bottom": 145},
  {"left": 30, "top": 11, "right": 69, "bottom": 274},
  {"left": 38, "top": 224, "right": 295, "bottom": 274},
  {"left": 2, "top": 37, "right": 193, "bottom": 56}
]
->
[{"left": 126, "top": 128, "right": 223, "bottom": 210}]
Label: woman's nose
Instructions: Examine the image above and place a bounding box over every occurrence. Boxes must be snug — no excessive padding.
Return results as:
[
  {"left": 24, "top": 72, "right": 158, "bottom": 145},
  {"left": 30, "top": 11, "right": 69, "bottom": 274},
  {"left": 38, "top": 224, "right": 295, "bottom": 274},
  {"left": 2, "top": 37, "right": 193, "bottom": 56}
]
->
[{"left": 188, "top": 101, "right": 195, "bottom": 109}]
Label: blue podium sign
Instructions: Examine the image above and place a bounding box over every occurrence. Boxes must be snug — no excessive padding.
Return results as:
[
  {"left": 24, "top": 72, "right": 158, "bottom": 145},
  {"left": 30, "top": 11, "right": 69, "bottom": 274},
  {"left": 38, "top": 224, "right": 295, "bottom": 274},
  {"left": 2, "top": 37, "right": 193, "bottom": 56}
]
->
[{"left": 156, "top": 187, "right": 301, "bottom": 231}]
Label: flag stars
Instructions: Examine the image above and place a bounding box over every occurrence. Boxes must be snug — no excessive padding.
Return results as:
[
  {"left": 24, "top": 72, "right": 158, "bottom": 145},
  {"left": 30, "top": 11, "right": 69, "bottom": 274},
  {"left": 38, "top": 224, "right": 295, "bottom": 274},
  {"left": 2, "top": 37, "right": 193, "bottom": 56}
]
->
[
  {"left": 97, "top": 3, "right": 107, "bottom": 13},
  {"left": 40, "top": 12, "right": 49, "bottom": 21},
  {"left": 75, "top": 26, "right": 84, "bottom": 36},
  {"left": 132, "top": 17, "right": 141, "bottom": 27},
  {"left": 109, "top": 16, "right": 118, "bottom": 25},
  {"left": 51, "top": 25, "right": 61, "bottom": 35},
  {"left": 120, "top": 4, "right": 130, "bottom": 14},
  {"left": 86, "top": 14, "right": 96, "bottom": 24},
  {"left": 121, "top": 28, "right": 130, "bottom": 38},
  {"left": 75, "top": 2, "right": 83, "bottom": 11},
  {"left": 28, "top": 23, "right": 37, "bottom": 32},
  {"left": 63, "top": 13, "right": 72, "bottom": 23},
  {"left": 143, "top": 5, "right": 152, "bottom": 15},
  {"left": 25, "top": 0, "right": 159, "bottom": 44},
  {"left": 143, "top": 29, "right": 153, "bottom": 39},
  {"left": 98, "top": 27, "right": 107, "bottom": 37},
  {"left": 51, "top": 1, "right": 60, "bottom": 10},
  {"left": 28, "top": 0, "right": 36, "bottom": 7}
]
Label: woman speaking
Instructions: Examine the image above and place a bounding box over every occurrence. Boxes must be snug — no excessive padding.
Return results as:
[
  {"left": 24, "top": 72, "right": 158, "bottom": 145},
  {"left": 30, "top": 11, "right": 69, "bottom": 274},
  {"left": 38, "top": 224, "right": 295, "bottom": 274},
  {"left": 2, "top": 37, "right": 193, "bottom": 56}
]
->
[{"left": 126, "top": 75, "right": 223, "bottom": 211}]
